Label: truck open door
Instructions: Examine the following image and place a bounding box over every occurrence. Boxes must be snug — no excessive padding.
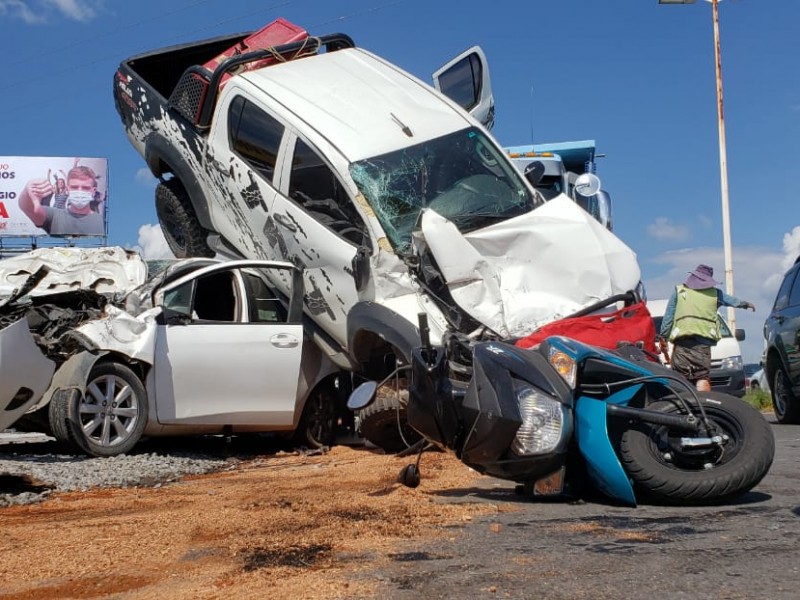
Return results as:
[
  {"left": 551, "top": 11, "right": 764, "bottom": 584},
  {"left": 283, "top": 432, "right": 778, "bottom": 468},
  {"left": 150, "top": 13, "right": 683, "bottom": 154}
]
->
[{"left": 433, "top": 46, "right": 494, "bottom": 130}]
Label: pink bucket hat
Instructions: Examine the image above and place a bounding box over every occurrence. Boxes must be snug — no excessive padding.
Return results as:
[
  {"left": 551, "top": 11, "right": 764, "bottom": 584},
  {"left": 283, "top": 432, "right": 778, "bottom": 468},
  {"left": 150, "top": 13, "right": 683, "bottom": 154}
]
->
[{"left": 685, "top": 264, "right": 720, "bottom": 290}]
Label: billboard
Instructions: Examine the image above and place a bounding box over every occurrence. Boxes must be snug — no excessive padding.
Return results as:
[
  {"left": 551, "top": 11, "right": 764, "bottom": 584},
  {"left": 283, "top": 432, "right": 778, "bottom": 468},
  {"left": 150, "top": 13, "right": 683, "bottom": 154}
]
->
[{"left": 0, "top": 157, "right": 108, "bottom": 237}]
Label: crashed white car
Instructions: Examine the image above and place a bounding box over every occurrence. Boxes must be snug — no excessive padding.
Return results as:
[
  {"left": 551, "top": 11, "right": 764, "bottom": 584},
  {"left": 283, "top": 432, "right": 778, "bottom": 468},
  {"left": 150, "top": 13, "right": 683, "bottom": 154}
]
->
[{"left": 0, "top": 247, "right": 345, "bottom": 457}]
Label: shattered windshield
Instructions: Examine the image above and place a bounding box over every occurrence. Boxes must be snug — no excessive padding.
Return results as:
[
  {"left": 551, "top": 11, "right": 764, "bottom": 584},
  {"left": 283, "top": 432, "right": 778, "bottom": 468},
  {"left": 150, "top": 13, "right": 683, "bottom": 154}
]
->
[{"left": 349, "top": 127, "right": 539, "bottom": 253}]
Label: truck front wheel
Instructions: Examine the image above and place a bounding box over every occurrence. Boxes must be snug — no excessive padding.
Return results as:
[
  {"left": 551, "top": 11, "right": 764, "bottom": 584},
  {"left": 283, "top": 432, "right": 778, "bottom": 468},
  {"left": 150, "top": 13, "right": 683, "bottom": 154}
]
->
[
  {"left": 357, "top": 386, "right": 421, "bottom": 454},
  {"left": 155, "top": 179, "right": 214, "bottom": 258}
]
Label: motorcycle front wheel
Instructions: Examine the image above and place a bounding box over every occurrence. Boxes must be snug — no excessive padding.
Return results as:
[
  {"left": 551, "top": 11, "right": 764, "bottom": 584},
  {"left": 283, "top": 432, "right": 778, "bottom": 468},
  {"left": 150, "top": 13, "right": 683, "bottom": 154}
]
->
[{"left": 619, "top": 392, "right": 775, "bottom": 505}]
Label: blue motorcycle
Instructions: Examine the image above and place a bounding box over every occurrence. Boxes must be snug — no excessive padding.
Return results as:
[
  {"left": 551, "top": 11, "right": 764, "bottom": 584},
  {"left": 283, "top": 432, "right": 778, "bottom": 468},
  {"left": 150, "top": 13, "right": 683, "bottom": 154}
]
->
[{"left": 349, "top": 316, "right": 775, "bottom": 506}]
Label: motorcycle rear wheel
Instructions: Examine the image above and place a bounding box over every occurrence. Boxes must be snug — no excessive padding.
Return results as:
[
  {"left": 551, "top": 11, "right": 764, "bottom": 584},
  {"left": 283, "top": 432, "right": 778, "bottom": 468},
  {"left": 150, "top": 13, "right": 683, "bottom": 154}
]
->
[{"left": 619, "top": 392, "right": 774, "bottom": 505}]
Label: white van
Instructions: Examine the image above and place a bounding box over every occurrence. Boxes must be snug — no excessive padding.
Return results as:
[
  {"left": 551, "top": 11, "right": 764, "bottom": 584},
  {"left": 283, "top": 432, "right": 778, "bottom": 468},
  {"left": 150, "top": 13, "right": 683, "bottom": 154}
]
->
[{"left": 648, "top": 298, "right": 746, "bottom": 397}]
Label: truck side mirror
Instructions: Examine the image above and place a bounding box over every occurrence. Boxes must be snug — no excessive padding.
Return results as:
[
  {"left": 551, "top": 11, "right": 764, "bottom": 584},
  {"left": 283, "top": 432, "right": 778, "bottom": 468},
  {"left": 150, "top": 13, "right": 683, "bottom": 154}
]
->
[
  {"left": 735, "top": 329, "right": 745, "bottom": 342},
  {"left": 572, "top": 173, "right": 601, "bottom": 198},
  {"left": 352, "top": 246, "right": 370, "bottom": 292},
  {"left": 523, "top": 161, "right": 545, "bottom": 187}
]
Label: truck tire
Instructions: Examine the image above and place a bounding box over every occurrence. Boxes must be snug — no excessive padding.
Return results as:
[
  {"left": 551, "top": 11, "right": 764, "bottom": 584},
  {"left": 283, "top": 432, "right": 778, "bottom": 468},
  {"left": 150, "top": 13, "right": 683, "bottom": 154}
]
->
[
  {"left": 155, "top": 179, "right": 214, "bottom": 258},
  {"left": 357, "top": 389, "right": 421, "bottom": 454}
]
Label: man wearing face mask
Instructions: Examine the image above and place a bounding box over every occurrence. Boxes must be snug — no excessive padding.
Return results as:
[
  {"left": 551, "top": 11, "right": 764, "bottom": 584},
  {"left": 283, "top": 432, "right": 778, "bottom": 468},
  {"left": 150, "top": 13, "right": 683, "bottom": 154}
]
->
[{"left": 19, "top": 165, "right": 105, "bottom": 236}]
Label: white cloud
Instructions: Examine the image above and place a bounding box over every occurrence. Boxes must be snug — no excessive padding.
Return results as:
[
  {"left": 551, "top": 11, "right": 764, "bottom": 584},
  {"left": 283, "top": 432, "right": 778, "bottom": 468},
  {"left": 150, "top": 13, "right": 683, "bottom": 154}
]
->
[
  {"left": 1, "top": 0, "right": 101, "bottom": 23},
  {"left": 0, "top": 0, "right": 45, "bottom": 23},
  {"left": 781, "top": 226, "right": 800, "bottom": 270},
  {"left": 135, "top": 168, "right": 156, "bottom": 186},
  {"left": 134, "top": 224, "right": 174, "bottom": 260},
  {"left": 646, "top": 217, "right": 690, "bottom": 242},
  {"left": 45, "top": 0, "right": 98, "bottom": 21},
  {"left": 698, "top": 215, "right": 713, "bottom": 229}
]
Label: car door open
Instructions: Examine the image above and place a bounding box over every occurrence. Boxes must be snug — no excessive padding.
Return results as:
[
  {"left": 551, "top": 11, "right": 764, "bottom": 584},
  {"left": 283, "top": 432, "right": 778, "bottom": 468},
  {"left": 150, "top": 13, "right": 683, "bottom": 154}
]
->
[{"left": 432, "top": 45, "right": 494, "bottom": 129}]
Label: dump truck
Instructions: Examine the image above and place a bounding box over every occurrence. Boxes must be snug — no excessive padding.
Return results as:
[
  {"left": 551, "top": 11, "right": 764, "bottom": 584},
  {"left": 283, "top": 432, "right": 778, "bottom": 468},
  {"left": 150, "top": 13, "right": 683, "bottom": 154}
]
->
[{"left": 505, "top": 140, "right": 613, "bottom": 230}]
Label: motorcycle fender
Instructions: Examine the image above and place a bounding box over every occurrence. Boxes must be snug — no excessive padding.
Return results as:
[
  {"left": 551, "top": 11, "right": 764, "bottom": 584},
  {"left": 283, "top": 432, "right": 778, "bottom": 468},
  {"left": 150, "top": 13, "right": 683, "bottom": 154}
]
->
[{"left": 575, "top": 395, "right": 636, "bottom": 506}]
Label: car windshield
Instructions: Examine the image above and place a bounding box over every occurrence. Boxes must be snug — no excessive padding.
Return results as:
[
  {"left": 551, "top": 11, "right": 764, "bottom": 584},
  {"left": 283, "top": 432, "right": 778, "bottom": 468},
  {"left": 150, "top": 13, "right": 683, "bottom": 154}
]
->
[
  {"left": 718, "top": 316, "right": 732, "bottom": 338},
  {"left": 349, "top": 127, "right": 539, "bottom": 253}
]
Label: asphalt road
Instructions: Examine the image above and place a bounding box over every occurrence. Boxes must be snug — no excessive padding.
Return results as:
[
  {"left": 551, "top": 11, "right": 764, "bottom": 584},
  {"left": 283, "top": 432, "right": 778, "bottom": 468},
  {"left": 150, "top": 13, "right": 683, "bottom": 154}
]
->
[{"left": 358, "top": 417, "right": 800, "bottom": 600}]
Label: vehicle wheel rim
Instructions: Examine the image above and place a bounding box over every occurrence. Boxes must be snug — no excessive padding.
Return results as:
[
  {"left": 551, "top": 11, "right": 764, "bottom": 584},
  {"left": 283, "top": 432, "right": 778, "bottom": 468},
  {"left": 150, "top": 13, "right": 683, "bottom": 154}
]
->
[
  {"left": 774, "top": 371, "right": 788, "bottom": 418},
  {"left": 306, "top": 393, "right": 335, "bottom": 443},
  {"left": 649, "top": 407, "right": 743, "bottom": 471},
  {"left": 80, "top": 374, "right": 141, "bottom": 448}
]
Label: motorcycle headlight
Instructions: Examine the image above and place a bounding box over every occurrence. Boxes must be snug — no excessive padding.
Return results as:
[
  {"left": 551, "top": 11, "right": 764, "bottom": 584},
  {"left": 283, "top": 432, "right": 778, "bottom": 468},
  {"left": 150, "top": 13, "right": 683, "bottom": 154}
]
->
[
  {"left": 720, "top": 355, "right": 743, "bottom": 371},
  {"left": 511, "top": 384, "right": 567, "bottom": 456},
  {"left": 548, "top": 347, "right": 577, "bottom": 388}
]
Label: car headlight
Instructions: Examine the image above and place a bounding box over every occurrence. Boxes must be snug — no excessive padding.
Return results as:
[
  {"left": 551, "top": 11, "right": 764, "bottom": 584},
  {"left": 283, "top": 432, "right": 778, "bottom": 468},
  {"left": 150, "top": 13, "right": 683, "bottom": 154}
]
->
[
  {"left": 511, "top": 384, "right": 567, "bottom": 456},
  {"left": 635, "top": 281, "right": 647, "bottom": 303},
  {"left": 720, "top": 355, "right": 743, "bottom": 371},
  {"left": 548, "top": 346, "right": 577, "bottom": 388}
]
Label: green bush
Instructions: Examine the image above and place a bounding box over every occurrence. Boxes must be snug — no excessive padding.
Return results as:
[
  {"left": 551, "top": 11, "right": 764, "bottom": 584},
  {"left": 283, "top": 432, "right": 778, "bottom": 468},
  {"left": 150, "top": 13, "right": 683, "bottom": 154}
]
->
[{"left": 744, "top": 388, "right": 772, "bottom": 411}]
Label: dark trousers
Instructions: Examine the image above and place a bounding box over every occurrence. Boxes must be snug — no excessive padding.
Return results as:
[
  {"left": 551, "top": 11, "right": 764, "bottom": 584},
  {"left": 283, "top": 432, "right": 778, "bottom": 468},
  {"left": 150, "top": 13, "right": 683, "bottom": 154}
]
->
[{"left": 671, "top": 337, "right": 712, "bottom": 383}]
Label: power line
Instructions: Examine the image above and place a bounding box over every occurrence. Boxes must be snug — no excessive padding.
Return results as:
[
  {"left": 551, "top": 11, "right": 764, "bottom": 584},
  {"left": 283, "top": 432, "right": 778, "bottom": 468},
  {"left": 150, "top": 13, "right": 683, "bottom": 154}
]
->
[
  {"left": 0, "top": 0, "right": 304, "bottom": 93},
  {"left": 0, "top": 0, "right": 409, "bottom": 114},
  {"left": 12, "top": 0, "right": 221, "bottom": 66},
  {"left": 310, "top": 0, "right": 409, "bottom": 28}
]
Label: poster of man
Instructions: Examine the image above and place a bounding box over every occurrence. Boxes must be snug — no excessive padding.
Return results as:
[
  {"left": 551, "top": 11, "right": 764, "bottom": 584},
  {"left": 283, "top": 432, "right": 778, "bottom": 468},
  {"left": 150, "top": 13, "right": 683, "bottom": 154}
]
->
[{"left": 0, "top": 157, "right": 108, "bottom": 237}]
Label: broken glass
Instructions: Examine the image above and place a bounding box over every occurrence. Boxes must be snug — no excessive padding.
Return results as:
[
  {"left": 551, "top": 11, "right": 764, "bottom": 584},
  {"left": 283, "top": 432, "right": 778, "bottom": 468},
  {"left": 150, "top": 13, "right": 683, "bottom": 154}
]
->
[{"left": 349, "top": 127, "right": 539, "bottom": 253}]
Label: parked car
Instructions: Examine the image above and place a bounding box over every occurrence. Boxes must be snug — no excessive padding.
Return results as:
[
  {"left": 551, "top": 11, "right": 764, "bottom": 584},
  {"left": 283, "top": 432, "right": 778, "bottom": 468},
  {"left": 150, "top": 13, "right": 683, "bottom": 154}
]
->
[
  {"left": 749, "top": 367, "right": 770, "bottom": 393},
  {"left": 0, "top": 247, "right": 347, "bottom": 456},
  {"left": 744, "top": 362, "right": 760, "bottom": 389},
  {"left": 763, "top": 256, "right": 800, "bottom": 423},
  {"left": 647, "top": 298, "right": 746, "bottom": 397}
]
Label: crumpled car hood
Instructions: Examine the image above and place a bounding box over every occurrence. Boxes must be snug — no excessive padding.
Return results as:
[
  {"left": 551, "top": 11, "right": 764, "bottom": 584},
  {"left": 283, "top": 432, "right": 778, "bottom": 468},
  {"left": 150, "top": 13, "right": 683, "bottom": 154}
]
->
[
  {"left": 0, "top": 247, "right": 147, "bottom": 302},
  {"left": 420, "top": 195, "right": 641, "bottom": 338}
]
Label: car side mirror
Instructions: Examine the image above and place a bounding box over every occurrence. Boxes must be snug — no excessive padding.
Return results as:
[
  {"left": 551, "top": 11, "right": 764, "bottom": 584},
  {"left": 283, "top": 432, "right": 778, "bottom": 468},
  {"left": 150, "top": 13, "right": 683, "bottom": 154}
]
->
[
  {"left": 523, "top": 161, "right": 545, "bottom": 187},
  {"left": 347, "top": 381, "right": 378, "bottom": 410},
  {"left": 352, "top": 246, "right": 370, "bottom": 292},
  {"left": 156, "top": 307, "right": 192, "bottom": 326},
  {"left": 735, "top": 329, "right": 745, "bottom": 342}
]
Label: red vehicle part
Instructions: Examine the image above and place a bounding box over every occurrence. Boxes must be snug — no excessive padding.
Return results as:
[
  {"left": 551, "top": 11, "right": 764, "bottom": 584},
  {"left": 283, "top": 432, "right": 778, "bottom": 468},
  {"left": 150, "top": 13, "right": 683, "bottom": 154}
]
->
[
  {"left": 515, "top": 301, "right": 657, "bottom": 357},
  {"left": 202, "top": 17, "right": 308, "bottom": 85}
]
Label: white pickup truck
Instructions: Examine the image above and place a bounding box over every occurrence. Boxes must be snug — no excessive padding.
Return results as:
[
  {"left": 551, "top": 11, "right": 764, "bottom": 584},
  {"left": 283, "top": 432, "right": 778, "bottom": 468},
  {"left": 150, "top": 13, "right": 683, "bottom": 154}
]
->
[{"left": 113, "top": 18, "right": 643, "bottom": 450}]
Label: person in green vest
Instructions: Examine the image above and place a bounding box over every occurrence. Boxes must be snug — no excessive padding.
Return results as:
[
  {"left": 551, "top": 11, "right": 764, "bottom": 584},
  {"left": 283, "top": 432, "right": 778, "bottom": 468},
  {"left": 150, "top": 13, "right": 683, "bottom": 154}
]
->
[{"left": 658, "top": 264, "right": 755, "bottom": 392}]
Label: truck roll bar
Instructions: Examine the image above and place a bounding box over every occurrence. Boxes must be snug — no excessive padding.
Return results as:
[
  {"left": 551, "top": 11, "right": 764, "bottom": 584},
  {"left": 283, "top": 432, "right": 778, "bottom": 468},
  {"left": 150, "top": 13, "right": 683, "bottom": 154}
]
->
[{"left": 169, "top": 33, "right": 355, "bottom": 128}]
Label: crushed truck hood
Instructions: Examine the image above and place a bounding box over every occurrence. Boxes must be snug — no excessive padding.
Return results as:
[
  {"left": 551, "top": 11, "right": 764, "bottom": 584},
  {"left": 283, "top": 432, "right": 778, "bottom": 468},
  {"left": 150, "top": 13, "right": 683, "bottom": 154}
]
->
[{"left": 420, "top": 195, "right": 641, "bottom": 338}]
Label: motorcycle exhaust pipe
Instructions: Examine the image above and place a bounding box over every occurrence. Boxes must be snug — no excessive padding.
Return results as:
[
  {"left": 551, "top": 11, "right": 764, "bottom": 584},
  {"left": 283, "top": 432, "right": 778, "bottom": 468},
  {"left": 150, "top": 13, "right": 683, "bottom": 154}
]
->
[{"left": 606, "top": 404, "right": 700, "bottom": 433}]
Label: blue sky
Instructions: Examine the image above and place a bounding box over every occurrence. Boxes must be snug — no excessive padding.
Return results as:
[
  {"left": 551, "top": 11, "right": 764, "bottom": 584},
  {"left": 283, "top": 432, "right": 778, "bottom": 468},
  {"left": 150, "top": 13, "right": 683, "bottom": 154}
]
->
[{"left": 1, "top": 0, "right": 798, "bottom": 363}]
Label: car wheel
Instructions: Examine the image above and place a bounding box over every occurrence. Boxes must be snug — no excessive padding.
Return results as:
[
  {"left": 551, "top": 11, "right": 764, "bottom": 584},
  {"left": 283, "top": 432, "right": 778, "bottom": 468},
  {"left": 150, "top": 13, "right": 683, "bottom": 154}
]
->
[
  {"left": 155, "top": 179, "right": 214, "bottom": 258},
  {"left": 293, "top": 386, "right": 337, "bottom": 449},
  {"left": 49, "top": 362, "right": 148, "bottom": 457},
  {"left": 750, "top": 381, "right": 760, "bottom": 391},
  {"left": 772, "top": 365, "right": 800, "bottom": 424}
]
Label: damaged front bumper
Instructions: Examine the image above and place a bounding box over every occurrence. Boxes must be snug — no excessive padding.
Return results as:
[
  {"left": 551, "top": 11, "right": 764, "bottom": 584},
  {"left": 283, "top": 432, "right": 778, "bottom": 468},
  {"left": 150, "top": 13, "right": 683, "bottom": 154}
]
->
[{"left": 0, "top": 319, "right": 56, "bottom": 431}]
